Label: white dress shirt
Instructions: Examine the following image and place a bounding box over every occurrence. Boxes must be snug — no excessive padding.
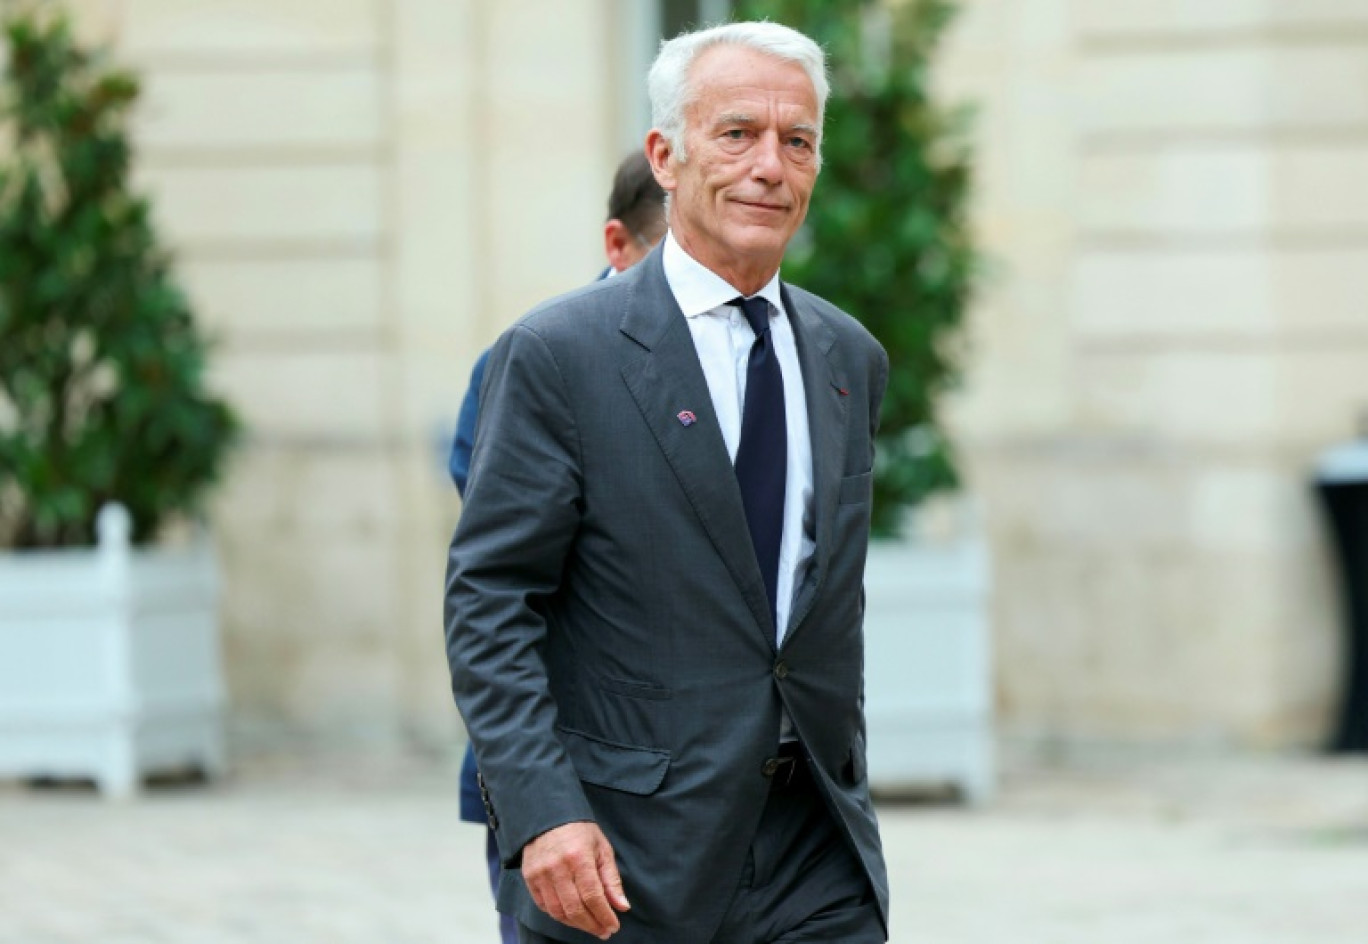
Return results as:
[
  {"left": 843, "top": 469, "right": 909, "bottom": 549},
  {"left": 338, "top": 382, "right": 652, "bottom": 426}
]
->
[{"left": 661, "top": 231, "right": 816, "bottom": 649}]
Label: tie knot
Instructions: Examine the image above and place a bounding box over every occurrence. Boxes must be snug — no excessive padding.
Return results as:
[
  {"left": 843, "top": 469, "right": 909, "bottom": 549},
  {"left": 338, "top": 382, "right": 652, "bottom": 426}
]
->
[{"left": 730, "top": 296, "right": 771, "bottom": 339}]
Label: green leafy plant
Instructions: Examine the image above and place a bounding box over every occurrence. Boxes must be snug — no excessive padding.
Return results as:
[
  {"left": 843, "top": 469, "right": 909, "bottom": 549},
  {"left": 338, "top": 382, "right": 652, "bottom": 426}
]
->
[
  {"left": 0, "top": 5, "right": 238, "bottom": 548},
  {"left": 736, "top": 0, "right": 979, "bottom": 535}
]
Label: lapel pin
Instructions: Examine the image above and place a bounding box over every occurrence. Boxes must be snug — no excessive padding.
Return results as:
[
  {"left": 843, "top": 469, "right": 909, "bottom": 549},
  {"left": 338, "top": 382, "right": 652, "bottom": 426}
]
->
[
  {"left": 676, "top": 410, "right": 697, "bottom": 427},
  {"left": 834, "top": 385, "right": 849, "bottom": 397}
]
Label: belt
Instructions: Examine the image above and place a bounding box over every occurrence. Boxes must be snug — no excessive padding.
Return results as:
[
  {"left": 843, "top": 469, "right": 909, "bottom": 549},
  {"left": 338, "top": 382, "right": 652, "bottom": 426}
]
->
[{"left": 764, "top": 741, "right": 811, "bottom": 793}]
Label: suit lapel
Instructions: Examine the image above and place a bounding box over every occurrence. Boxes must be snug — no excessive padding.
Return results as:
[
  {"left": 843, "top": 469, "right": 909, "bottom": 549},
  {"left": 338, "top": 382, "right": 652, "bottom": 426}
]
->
[
  {"left": 782, "top": 285, "right": 848, "bottom": 644},
  {"left": 617, "top": 251, "right": 775, "bottom": 644}
]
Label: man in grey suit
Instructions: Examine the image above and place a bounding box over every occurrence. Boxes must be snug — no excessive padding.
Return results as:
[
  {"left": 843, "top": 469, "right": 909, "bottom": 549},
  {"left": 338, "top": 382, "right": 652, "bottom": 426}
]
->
[{"left": 446, "top": 20, "right": 889, "bottom": 944}]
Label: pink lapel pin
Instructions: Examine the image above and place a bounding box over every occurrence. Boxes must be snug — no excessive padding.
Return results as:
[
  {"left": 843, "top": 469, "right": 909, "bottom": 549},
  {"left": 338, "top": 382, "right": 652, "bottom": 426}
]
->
[{"left": 676, "top": 410, "right": 697, "bottom": 427}]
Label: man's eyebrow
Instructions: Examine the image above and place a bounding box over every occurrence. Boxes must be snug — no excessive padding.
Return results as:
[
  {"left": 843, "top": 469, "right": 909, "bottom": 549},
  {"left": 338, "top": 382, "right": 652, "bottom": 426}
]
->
[
  {"left": 790, "top": 123, "right": 819, "bottom": 136},
  {"left": 714, "top": 113, "right": 757, "bottom": 126}
]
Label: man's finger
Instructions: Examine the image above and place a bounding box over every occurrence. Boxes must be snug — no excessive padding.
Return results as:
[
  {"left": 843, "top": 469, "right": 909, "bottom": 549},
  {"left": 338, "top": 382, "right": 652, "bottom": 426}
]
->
[
  {"left": 551, "top": 859, "right": 610, "bottom": 937},
  {"left": 596, "top": 839, "right": 631, "bottom": 913},
  {"left": 528, "top": 872, "right": 563, "bottom": 924},
  {"left": 525, "top": 875, "right": 547, "bottom": 918},
  {"left": 547, "top": 870, "right": 585, "bottom": 924},
  {"left": 575, "top": 866, "right": 621, "bottom": 937}
]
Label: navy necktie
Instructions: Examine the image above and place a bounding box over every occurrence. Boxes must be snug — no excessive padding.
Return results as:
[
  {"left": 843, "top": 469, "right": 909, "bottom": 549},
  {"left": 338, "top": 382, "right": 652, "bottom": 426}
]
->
[{"left": 730, "top": 295, "right": 787, "bottom": 631}]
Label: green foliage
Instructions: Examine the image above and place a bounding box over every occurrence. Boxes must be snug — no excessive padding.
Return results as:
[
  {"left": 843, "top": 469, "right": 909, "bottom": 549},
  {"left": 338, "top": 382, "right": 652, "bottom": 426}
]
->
[
  {"left": 0, "top": 5, "right": 238, "bottom": 548},
  {"left": 736, "top": 0, "right": 980, "bottom": 535}
]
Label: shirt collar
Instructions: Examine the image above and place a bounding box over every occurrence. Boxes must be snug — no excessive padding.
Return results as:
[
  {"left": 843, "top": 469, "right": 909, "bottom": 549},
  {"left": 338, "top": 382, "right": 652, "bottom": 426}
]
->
[{"left": 662, "top": 230, "right": 786, "bottom": 321}]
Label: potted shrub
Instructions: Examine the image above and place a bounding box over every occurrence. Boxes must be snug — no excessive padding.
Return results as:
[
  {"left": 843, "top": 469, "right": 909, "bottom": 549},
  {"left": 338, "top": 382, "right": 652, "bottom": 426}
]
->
[
  {"left": 0, "top": 6, "right": 238, "bottom": 797},
  {"left": 738, "top": 0, "right": 992, "bottom": 800}
]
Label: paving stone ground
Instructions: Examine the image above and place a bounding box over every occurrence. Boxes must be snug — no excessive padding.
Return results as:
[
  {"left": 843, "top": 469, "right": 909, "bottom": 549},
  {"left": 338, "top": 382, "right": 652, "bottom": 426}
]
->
[{"left": 2, "top": 748, "right": 1367, "bottom": 943}]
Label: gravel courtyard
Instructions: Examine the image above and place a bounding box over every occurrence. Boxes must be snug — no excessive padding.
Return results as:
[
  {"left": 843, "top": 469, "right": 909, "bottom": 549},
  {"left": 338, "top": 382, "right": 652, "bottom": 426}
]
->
[{"left": 3, "top": 749, "right": 1366, "bottom": 943}]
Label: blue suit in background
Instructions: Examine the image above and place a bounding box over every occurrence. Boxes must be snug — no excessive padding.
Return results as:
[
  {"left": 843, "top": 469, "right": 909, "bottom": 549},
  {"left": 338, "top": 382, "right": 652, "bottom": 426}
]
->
[{"left": 447, "top": 347, "right": 514, "bottom": 944}]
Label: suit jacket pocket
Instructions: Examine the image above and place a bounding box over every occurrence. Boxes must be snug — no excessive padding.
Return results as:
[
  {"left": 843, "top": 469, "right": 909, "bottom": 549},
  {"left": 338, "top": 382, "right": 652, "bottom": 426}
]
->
[
  {"left": 598, "top": 676, "right": 673, "bottom": 701},
  {"left": 839, "top": 470, "right": 873, "bottom": 505},
  {"left": 558, "top": 726, "right": 670, "bottom": 796}
]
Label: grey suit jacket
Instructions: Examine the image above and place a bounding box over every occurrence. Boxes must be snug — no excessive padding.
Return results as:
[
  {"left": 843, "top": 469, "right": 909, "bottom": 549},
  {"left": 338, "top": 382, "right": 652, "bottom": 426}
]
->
[{"left": 445, "top": 244, "right": 890, "bottom": 944}]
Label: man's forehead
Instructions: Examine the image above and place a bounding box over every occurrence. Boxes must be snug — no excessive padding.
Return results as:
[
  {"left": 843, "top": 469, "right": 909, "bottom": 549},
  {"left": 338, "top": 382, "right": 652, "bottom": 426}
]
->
[{"left": 688, "top": 44, "right": 817, "bottom": 104}]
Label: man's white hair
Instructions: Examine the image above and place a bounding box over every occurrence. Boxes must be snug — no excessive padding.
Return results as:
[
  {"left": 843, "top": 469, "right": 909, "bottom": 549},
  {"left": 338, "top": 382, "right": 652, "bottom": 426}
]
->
[{"left": 648, "top": 21, "right": 829, "bottom": 166}]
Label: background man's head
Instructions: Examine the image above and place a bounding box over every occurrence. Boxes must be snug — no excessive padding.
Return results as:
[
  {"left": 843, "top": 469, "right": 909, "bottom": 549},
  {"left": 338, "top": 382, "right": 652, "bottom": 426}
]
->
[
  {"left": 604, "top": 150, "right": 667, "bottom": 272},
  {"left": 644, "top": 22, "right": 828, "bottom": 291}
]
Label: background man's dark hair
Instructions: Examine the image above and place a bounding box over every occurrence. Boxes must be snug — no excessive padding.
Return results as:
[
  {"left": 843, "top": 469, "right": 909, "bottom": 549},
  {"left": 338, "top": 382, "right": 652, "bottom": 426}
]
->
[{"left": 607, "top": 150, "right": 666, "bottom": 239}]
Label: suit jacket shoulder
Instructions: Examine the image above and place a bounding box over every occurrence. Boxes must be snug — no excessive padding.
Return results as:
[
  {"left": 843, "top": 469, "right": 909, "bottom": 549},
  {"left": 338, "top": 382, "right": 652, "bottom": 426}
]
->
[{"left": 513, "top": 269, "right": 632, "bottom": 344}]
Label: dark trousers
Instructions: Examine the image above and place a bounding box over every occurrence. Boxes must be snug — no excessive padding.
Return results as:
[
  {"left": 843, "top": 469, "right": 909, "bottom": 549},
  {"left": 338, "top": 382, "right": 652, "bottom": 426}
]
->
[{"left": 518, "top": 761, "right": 883, "bottom": 944}]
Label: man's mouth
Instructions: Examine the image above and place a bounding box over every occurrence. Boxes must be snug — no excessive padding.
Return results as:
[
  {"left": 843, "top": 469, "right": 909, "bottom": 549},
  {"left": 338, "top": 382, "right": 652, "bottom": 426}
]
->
[{"left": 734, "top": 199, "right": 787, "bottom": 212}]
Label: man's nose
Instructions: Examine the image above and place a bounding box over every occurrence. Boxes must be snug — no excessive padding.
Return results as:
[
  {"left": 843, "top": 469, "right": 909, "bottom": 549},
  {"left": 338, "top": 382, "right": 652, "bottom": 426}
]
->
[{"left": 750, "top": 131, "right": 784, "bottom": 182}]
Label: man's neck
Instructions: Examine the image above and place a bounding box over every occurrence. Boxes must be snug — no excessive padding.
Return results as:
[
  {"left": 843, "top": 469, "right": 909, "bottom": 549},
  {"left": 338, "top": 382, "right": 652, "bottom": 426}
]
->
[{"left": 673, "top": 228, "right": 780, "bottom": 297}]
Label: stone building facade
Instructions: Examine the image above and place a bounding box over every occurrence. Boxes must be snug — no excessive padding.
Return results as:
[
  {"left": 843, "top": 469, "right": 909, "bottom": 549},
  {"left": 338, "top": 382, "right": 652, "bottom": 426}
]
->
[
  {"left": 944, "top": 0, "right": 1368, "bottom": 750},
  {"left": 53, "top": 0, "right": 1368, "bottom": 754}
]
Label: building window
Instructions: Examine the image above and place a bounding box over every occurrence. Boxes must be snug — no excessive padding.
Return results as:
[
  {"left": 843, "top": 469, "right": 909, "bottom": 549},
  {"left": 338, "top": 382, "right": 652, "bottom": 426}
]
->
[{"left": 662, "top": 0, "right": 732, "bottom": 36}]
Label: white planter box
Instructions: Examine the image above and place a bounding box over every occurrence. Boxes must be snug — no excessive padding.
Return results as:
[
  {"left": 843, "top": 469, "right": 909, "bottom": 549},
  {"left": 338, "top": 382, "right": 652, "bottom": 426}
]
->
[
  {"left": 863, "top": 526, "right": 994, "bottom": 803},
  {"left": 0, "top": 505, "right": 226, "bottom": 798}
]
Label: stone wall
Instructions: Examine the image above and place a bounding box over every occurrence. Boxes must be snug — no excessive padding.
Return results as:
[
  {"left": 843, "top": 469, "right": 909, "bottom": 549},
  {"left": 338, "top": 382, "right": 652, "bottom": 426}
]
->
[
  {"left": 67, "top": 0, "right": 625, "bottom": 750},
  {"left": 943, "top": 0, "right": 1368, "bottom": 749}
]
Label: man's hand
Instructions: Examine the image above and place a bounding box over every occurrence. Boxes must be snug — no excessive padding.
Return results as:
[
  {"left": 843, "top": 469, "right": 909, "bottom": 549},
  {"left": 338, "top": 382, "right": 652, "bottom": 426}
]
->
[{"left": 522, "top": 821, "right": 631, "bottom": 939}]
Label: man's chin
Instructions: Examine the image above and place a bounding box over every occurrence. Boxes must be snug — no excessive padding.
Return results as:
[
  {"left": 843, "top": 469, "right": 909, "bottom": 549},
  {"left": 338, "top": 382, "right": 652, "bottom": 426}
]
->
[{"left": 724, "top": 224, "right": 792, "bottom": 258}]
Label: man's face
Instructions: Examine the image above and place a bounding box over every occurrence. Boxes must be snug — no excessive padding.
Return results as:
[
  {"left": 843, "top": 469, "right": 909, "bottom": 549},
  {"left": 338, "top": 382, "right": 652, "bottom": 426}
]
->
[{"left": 650, "top": 44, "right": 820, "bottom": 287}]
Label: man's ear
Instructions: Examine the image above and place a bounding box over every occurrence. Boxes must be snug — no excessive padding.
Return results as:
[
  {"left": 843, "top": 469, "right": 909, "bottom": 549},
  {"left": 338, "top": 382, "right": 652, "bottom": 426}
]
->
[
  {"left": 603, "top": 219, "right": 635, "bottom": 273},
  {"left": 645, "top": 130, "right": 677, "bottom": 191}
]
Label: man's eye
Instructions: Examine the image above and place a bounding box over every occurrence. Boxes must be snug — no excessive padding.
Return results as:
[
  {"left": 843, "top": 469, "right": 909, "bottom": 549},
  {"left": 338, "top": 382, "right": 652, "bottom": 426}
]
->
[
  {"left": 723, "top": 129, "right": 747, "bottom": 140},
  {"left": 788, "top": 137, "right": 811, "bottom": 149}
]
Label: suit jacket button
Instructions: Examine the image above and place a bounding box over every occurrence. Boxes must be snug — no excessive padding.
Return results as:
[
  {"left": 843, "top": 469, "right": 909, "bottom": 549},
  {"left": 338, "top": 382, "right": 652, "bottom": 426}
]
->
[
  {"left": 762, "top": 757, "right": 781, "bottom": 777},
  {"left": 774, "top": 661, "right": 790, "bottom": 680}
]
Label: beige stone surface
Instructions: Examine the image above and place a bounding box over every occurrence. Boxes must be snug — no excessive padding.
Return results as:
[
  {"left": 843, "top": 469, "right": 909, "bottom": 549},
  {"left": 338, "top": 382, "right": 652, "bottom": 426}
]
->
[
  {"left": 181, "top": 257, "right": 386, "bottom": 339},
  {"left": 1272, "top": 0, "right": 1368, "bottom": 29},
  {"left": 1274, "top": 248, "right": 1368, "bottom": 336},
  {"left": 390, "top": 446, "right": 467, "bottom": 748},
  {"left": 1278, "top": 350, "right": 1368, "bottom": 447},
  {"left": 391, "top": 0, "right": 480, "bottom": 332},
  {"left": 1074, "top": 0, "right": 1368, "bottom": 38},
  {"left": 116, "top": 0, "right": 381, "bottom": 58},
  {"left": 136, "top": 67, "right": 384, "bottom": 152},
  {"left": 1078, "top": 147, "right": 1272, "bottom": 237},
  {"left": 1073, "top": 246, "right": 1368, "bottom": 342},
  {"left": 1072, "top": 248, "right": 1275, "bottom": 340},
  {"left": 213, "top": 448, "right": 402, "bottom": 533},
  {"left": 141, "top": 164, "right": 385, "bottom": 247},
  {"left": 210, "top": 349, "right": 391, "bottom": 441},
  {"left": 1270, "top": 47, "right": 1368, "bottom": 129},
  {"left": 1080, "top": 49, "right": 1271, "bottom": 136},
  {"left": 1073, "top": 0, "right": 1270, "bottom": 38},
  {"left": 221, "top": 529, "right": 403, "bottom": 645},
  {"left": 1073, "top": 350, "right": 1278, "bottom": 444},
  {"left": 1082, "top": 45, "right": 1368, "bottom": 136},
  {"left": 482, "top": 3, "right": 617, "bottom": 323},
  {"left": 1276, "top": 144, "right": 1368, "bottom": 230}
]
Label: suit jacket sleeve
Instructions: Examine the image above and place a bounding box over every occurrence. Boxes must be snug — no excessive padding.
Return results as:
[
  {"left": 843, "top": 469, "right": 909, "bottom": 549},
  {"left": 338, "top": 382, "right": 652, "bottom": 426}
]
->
[{"left": 444, "top": 323, "right": 594, "bottom": 864}]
